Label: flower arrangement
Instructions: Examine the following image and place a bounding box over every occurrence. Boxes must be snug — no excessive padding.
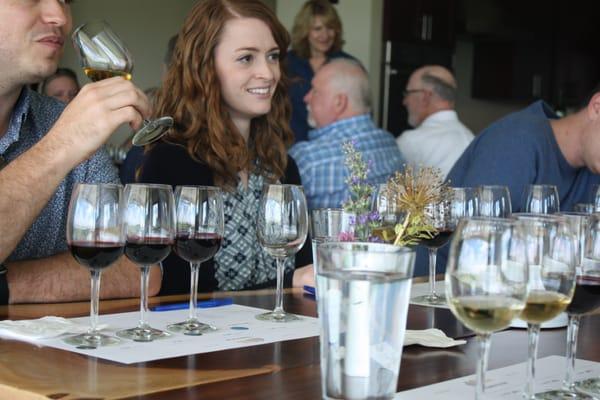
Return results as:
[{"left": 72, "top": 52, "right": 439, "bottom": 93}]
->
[
  {"left": 386, "top": 166, "right": 452, "bottom": 246},
  {"left": 340, "top": 140, "right": 381, "bottom": 242}
]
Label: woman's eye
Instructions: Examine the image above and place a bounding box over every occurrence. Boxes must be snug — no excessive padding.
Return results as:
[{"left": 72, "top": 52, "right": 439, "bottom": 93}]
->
[
  {"left": 268, "top": 53, "right": 280, "bottom": 62},
  {"left": 238, "top": 55, "right": 253, "bottom": 63}
]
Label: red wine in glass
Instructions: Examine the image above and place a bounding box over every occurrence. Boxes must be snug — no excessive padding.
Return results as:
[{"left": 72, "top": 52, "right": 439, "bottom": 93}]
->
[
  {"left": 419, "top": 229, "right": 454, "bottom": 249},
  {"left": 174, "top": 233, "right": 222, "bottom": 263},
  {"left": 69, "top": 242, "right": 124, "bottom": 271},
  {"left": 566, "top": 274, "right": 600, "bottom": 315},
  {"left": 125, "top": 239, "right": 172, "bottom": 265}
]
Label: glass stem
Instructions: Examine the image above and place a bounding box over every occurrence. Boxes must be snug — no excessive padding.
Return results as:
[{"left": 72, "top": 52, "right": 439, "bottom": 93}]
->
[
  {"left": 526, "top": 323, "right": 541, "bottom": 399},
  {"left": 138, "top": 265, "right": 150, "bottom": 328},
  {"left": 428, "top": 247, "right": 438, "bottom": 298},
  {"left": 89, "top": 269, "right": 102, "bottom": 334},
  {"left": 564, "top": 314, "right": 580, "bottom": 391},
  {"left": 476, "top": 333, "right": 492, "bottom": 400},
  {"left": 188, "top": 263, "right": 200, "bottom": 321},
  {"left": 273, "top": 257, "right": 285, "bottom": 315}
]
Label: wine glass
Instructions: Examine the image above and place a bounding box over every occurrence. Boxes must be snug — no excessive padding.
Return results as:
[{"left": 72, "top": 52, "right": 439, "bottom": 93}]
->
[
  {"left": 446, "top": 217, "right": 528, "bottom": 400},
  {"left": 371, "top": 184, "right": 402, "bottom": 243},
  {"left": 257, "top": 184, "right": 308, "bottom": 322},
  {"left": 65, "top": 183, "right": 125, "bottom": 348},
  {"left": 479, "top": 185, "right": 512, "bottom": 217},
  {"left": 573, "top": 203, "right": 594, "bottom": 214},
  {"left": 522, "top": 184, "right": 560, "bottom": 214},
  {"left": 116, "top": 184, "right": 175, "bottom": 342},
  {"left": 72, "top": 20, "right": 173, "bottom": 146},
  {"left": 537, "top": 213, "right": 600, "bottom": 399},
  {"left": 412, "top": 187, "right": 479, "bottom": 306},
  {"left": 512, "top": 214, "right": 576, "bottom": 399},
  {"left": 169, "top": 186, "right": 224, "bottom": 335}
]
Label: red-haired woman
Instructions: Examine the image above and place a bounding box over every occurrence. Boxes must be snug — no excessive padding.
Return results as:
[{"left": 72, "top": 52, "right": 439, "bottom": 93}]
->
[{"left": 138, "top": 0, "right": 313, "bottom": 295}]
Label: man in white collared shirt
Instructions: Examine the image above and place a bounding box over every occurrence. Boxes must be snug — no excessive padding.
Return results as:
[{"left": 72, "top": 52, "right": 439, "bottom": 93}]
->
[{"left": 396, "top": 65, "right": 473, "bottom": 178}]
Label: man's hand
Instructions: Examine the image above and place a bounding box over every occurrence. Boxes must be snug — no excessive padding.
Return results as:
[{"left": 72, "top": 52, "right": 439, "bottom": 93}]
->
[{"left": 47, "top": 77, "right": 150, "bottom": 164}]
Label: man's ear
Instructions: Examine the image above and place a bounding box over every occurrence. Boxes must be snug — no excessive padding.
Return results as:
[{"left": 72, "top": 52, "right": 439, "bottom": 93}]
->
[
  {"left": 334, "top": 93, "right": 348, "bottom": 115},
  {"left": 588, "top": 92, "right": 600, "bottom": 121}
]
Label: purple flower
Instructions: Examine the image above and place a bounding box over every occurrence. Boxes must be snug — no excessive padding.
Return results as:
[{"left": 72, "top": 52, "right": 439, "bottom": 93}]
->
[
  {"left": 351, "top": 176, "right": 361, "bottom": 185},
  {"left": 369, "top": 211, "right": 380, "bottom": 222},
  {"left": 358, "top": 213, "right": 369, "bottom": 225},
  {"left": 348, "top": 215, "right": 356, "bottom": 225},
  {"left": 368, "top": 235, "right": 384, "bottom": 243}
]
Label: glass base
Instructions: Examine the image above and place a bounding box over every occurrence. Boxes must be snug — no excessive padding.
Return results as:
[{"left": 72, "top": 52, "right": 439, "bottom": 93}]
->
[
  {"left": 411, "top": 293, "right": 447, "bottom": 306},
  {"left": 575, "top": 378, "right": 600, "bottom": 398},
  {"left": 256, "top": 310, "right": 300, "bottom": 322},
  {"left": 63, "top": 331, "right": 120, "bottom": 349},
  {"left": 534, "top": 389, "right": 594, "bottom": 399},
  {"left": 167, "top": 319, "right": 216, "bottom": 336},
  {"left": 116, "top": 325, "right": 170, "bottom": 342}
]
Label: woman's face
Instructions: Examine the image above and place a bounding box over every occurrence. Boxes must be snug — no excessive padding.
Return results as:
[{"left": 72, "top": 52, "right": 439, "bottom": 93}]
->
[
  {"left": 307, "top": 16, "right": 335, "bottom": 57},
  {"left": 214, "top": 17, "right": 281, "bottom": 128}
]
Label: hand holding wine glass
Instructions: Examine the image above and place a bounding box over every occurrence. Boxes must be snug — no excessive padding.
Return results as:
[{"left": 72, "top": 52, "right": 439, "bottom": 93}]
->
[
  {"left": 257, "top": 184, "right": 308, "bottom": 322},
  {"left": 446, "top": 217, "right": 528, "bottom": 400},
  {"left": 117, "top": 184, "right": 175, "bottom": 342},
  {"left": 169, "top": 186, "right": 224, "bottom": 335},
  {"left": 65, "top": 184, "right": 125, "bottom": 349},
  {"left": 72, "top": 20, "right": 173, "bottom": 146}
]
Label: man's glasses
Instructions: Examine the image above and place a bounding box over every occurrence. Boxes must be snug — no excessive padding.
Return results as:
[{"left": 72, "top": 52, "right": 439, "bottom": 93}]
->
[{"left": 402, "top": 88, "right": 427, "bottom": 97}]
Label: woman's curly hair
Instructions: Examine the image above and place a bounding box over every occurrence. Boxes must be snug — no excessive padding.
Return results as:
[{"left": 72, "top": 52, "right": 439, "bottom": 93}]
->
[{"left": 151, "top": 0, "right": 293, "bottom": 190}]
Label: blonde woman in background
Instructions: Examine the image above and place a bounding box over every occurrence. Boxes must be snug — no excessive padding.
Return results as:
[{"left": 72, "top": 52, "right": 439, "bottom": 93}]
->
[{"left": 287, "top": 0, "right": 357, "bottom": 143}]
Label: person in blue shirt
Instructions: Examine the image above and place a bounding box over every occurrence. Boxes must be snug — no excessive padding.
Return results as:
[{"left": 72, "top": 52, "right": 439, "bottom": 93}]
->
[
  {"left": 287, "top": 0, "right": 356, "bottom": 143},
  {"left": 289, "top": 58, "right": 405, "bottom": 210},
  {"left": 424, "top": 86, "right": 600, "bottom": 277},
  {"left": 0, "top": 0, "right": 157, "bottom": 304}
]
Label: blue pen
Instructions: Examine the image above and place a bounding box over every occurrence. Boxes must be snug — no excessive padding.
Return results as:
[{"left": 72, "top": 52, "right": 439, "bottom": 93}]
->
[
  {"left": 151, "top": 297, "right": 233, "bottom": 311},
  {"left": 303, "top": 285, "right": 315, "bottom": 297}
]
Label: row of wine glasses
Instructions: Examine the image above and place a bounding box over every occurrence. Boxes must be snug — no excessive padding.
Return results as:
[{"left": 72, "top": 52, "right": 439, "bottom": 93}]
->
[
  {"left": 65, "top": 183, "right": 307, "bottom": 348},
  {"left": 446, "top": 213, "right": 600, "bottom": 400}
]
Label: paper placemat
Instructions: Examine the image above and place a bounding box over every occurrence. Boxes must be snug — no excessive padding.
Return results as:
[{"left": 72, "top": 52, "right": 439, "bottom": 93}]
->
[
  {"left": 410, "top": 281, "right": 449, "bottom": 309},
  {"left": 396, "top": 355, "right": 600, "bottom": 399},
  {"left": 39, "top": 304, "right": 319, "bottom": 364}
]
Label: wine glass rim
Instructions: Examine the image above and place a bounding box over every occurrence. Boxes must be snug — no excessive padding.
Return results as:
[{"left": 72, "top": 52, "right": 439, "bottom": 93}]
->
[
  {"left": 318, "top": 241, "right": 415, "bottom": 255},
  {"left": 175, "top": 185, "right": 221, "bottom": 191},
  {"left": 262, "top": 183, "right": 303, "bottom": 188},
  {"left": 74, "top": 182, "right": 122, "bottom": 189},
  {"left": 478, "top": 184, "right": 509, "bottom": 189},
  {"left": 125, "top": 183, "right": 172, "bottom": 190},
  {"left": 72, "top": 19, "right": 111, "bottom": 38},
  {"left": 461, "top": 216, "right": 515, "bottom": 224}
]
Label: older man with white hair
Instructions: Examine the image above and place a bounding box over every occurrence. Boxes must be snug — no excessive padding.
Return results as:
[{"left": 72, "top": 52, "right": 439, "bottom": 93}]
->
[
  {"left": 397, "top": 65, "right": 473, "bottom": 178},
  {"left": 289, "top": 58, "right": 404, "bottom": 210}
]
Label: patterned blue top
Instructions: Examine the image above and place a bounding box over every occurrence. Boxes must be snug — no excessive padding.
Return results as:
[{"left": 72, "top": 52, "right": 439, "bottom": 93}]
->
[
  {"left": 289, "top": 114, "right": 405, "bottom": 210},
  {"left": 1, "top": 87, "right": 119, "bottom": 261}
]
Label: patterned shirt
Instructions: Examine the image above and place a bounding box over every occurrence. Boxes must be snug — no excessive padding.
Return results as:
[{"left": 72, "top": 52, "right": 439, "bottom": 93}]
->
[
  {"left": 2, "top": 87, "right": 119, "bottom": 261},
  {"left": 289, "top": 114, "right": 405, "bottom": 210},
  {"left": 214, "top": 173, "right": 294, "bottom": 290}
]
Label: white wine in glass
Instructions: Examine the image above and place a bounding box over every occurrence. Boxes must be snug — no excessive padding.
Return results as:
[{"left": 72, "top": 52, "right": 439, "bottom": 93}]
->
[
  {"left": 446, "top": 217, "right": 528, "bottom": 400},
  {"left": 72, "top": 20, "right": 173, "bottom": 146}
]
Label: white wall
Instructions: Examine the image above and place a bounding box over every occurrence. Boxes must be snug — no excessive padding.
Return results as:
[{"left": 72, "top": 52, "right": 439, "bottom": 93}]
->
[{"left": 276, "top": 0, "right": 383, "bottom": 122}]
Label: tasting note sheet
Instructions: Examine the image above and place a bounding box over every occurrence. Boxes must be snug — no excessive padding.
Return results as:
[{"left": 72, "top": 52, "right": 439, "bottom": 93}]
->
[{"left": 40, "top": 304, "right": 319, "bottom": 364}]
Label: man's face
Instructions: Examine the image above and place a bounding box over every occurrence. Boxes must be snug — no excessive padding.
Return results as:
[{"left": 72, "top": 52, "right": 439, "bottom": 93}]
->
[
  {"left": 402, "top": 71, "right": 428, "bottom": 127},
  {"left": 304, "top": 66, "right": 337, "bottom": 128},
  {"left": 0, "top": 0, "right": 72, "bottom": 85}
]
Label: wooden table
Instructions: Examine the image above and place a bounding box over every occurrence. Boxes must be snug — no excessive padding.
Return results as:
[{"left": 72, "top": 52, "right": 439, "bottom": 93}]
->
[{"left": 0, "top": 289, "right": 598, "bottom": 400}]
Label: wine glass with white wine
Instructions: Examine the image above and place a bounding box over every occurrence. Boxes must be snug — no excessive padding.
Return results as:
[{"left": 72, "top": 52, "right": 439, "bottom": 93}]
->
[
  {"left": 446, "top": 217, "right": 529, "bottom": 400},
  {"left": 72, "top": 20, "right": 173, "bottom": 146}
]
